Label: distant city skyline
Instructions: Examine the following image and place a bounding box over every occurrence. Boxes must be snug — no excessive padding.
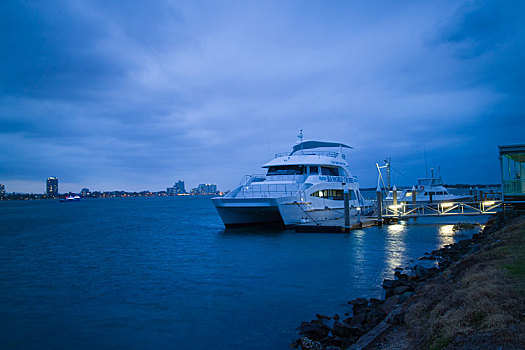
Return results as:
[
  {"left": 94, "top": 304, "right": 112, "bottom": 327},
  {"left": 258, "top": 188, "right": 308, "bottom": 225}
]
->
[
  {"left": 0, "top": 177, "right": 222, "bottom": 197},
  {"left": 1, "top": 1, "right": 524, "bottom": 193}
]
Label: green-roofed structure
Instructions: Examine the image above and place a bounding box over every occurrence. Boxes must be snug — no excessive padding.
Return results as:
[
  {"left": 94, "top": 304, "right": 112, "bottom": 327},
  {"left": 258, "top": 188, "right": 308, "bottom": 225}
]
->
[{"left": 499, "top": 144, "right": 525, "bottom": 209}]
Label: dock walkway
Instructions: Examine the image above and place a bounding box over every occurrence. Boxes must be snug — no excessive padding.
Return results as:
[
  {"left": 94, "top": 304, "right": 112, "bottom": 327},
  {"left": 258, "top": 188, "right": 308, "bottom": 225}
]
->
[{"left": 294, "top": 200, "right": 502, "bottom": 233}]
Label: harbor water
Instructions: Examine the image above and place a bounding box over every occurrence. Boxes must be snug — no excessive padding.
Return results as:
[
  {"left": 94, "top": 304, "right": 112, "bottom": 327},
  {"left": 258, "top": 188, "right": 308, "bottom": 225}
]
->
[{"left": 0, "top": 196, "right": 489, "bottom": 349}]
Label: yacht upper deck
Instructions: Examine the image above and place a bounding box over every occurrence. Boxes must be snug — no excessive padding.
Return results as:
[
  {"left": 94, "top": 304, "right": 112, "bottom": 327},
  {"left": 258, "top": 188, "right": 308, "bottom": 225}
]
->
[{"left": 273, "top": 151, "right": 345, "bottom": 159}]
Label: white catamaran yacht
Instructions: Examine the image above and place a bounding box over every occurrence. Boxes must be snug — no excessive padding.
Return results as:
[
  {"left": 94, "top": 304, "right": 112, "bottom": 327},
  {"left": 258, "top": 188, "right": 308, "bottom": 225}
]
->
[{"left": 212, "top": 137, "right": 372, "bottom": 228}]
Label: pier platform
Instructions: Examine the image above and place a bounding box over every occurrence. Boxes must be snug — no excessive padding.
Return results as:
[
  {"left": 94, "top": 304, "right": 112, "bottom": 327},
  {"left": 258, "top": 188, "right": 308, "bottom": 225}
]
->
[
  {"left": 295, "top": 217, "right": 377, "bottom": 233},
  {"left": 294, "top": 201, "right": 502, "bottom": 233}
]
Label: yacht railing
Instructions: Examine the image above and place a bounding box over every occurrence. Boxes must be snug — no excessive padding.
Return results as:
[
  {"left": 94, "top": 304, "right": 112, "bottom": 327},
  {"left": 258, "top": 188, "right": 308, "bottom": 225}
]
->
[
  {"left": 273, "top": 151, "right": 344, "bottom": 159},
  {"left": 240, "top": 174, "right": 266, "bottom": 186},
  {"left": 235, "top": 183, "right": 301, "bottom": 198},
  {"left": 265, "top": 174, "right": 308, "bottom": 182}
]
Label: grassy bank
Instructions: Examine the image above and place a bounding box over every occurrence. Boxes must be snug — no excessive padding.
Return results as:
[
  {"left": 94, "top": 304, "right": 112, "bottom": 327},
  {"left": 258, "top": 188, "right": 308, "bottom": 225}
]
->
[{"left": 404, "top": 213, "right": 525, "bottom": 349}]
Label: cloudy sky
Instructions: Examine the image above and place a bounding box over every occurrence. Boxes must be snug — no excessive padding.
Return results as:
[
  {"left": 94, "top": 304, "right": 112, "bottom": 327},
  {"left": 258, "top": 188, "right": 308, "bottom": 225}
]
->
[{"left": 1, "top": 0, "right": 524, "bottom": 193}]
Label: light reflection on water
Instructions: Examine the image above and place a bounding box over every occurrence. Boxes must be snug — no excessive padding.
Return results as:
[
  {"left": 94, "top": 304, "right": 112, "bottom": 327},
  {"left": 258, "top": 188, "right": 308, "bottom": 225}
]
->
[
  {"left": 352, "top": 229, "right": 366, "bottom": 277},
  {"left": 383, "top": 222, "right": 408, "bottom": 277},
  {"left": 438, "top": 224, "right": 456, "bottom": 246}
]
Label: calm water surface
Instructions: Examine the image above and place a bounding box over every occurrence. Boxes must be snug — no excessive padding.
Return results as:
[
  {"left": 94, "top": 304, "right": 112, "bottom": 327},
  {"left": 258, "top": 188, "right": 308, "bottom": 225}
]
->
[{"left": 0, "top": 197, "right": 488, "bottom": 349}]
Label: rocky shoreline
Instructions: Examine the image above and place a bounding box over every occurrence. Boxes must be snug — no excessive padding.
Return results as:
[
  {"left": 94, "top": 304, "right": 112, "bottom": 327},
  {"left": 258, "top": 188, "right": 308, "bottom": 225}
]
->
[{"left": 291, "top": 211, "right": 525, "bottom": 350}]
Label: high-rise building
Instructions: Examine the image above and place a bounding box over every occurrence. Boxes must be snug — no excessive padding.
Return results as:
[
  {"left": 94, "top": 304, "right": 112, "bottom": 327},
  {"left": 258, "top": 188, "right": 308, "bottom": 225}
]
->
[
  {"left": 46, "top": 177, "right": 59, "bottom": 198},
  {"left": 167, "top": 180, "right": 186, "bottom": 195},
  {"left": 0, "top": 184, "right": 5, "bottom": 198},
  {"left": 195, "top": 183, "right": 218, "bottom": 195}
]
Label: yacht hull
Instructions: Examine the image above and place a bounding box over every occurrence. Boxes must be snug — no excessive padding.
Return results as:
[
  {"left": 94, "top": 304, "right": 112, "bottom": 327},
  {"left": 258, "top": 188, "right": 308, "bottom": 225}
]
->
[
  {"left": 278, "top": 203, "right": 352, "bottom": 226},
  {"left": 278, "top": 199, "right": 373, "bottom": 226},
  {"left": 212, "top": 197, "right": 286, "bottom": 228}
]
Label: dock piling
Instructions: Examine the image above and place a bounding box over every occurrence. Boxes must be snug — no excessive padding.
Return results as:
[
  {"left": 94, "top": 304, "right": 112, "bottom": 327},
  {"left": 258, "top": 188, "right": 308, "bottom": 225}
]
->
[
  {"left": 376, "top": 186, "right": 383, "bottom": 224},
  {"left": 393, "top": 185, "right": 398, "bottom": 216},
  {"left": 344, "top": 184, "right": 350, "bottom": 229}
]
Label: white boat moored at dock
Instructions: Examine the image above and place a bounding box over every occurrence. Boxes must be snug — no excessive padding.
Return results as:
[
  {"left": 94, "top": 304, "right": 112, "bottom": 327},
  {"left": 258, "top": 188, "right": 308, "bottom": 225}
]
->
[{"left": 212, "top": 135, "right": 372, "bottom": 228}]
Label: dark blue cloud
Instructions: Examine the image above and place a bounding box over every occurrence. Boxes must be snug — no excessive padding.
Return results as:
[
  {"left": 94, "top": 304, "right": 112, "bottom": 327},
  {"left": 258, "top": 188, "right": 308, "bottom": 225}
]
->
[
  {"left": 0, "top": 0, "right": 523, "bottom": 193},
  {"left": 0, "top": 1, "right": 123, "bottom": 99}
]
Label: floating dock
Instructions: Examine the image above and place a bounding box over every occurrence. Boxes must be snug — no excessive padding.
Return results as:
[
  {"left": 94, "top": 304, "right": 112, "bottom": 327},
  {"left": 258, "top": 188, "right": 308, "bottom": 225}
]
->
[{"left": 295, "top": 217, "right": 378, "bottom": 233}]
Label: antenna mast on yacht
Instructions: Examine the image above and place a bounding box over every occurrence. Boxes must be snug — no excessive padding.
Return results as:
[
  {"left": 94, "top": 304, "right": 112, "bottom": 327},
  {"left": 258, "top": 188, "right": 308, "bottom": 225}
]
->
[
  {"left": 384, "top": 158, "right": 391, "bottom": 190},
  {"left": 297, "top": 129, "right": 304, "bottom": 154},
  {"left": 376, "top": 158, "right": 391, "bottom": 194}
]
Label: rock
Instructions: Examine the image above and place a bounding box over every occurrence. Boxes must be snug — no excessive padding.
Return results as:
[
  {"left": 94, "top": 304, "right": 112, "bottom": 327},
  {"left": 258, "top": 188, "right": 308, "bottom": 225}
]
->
[
  {"left": 316, "top": 313, "right": 331, "bottom": 320},
  {"left": 381, "top": 295, "right": 400, "bottom": 314},
  {"left": 332, "top": 320, "right": 364, "bottom": 338},
  {"left": 418, "top": 255, "right": 437, "bottom": 260},
  {"left": 413, "top": 264, "right": 435, "bottom": 279},
  {"left": 414, "top": 281, "right": 426, "bottom": 291},
  {"left": 366, "top": 303, "right": 387, "bottom": 325},
  {"left": 325, "top": 346, "right": 342, "bottom": 350},
  {"left": 469, "top": 244, "right": 481, "bottom": 253},
  {"left": 348, "top": 298, "right": 368, "bottom": 318},
  {"left": 395, "top": 271, "right": 410, "bottom": 280},
  {"left": 369, "top": 298, "right": 383, "bottom": 305},
  {"left": 295, "top": 337, "right": 324, "bottom": 350},
  {"left": 386, "top": 284, "right": 413, "bottom": 298},
  {"left": 348, "top": 297, "right": 368, "bottom": 307},
  {"left": 386, "top": 308, "right": 405, "bottom": 326},
  {"left": 398, "top": 291, "right": 414, "bottom": 303},
  {"left": 393, "top": 285, "right": 412, "bottom": 295},
  {"left": 297, "top": 322, "right": 331, "bottom": 340},
  {"left": 439, "top": 260, "right": 451, "bottom": 269},
  {"left": 344, "top": 312, "right": 367, "bottom": 328},
  {"left": 382, "top": 279, "right": 405, "bottom": 289},
  {"left": 325, "top": 336, "right": 343, "bottom": 348}
]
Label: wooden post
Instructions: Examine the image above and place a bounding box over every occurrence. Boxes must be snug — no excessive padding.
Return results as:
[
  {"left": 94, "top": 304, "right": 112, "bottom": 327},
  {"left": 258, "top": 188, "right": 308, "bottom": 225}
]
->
[
  {"left": 376, "top": 186, "right": 383, "bottom": 224},
  {"left": 411, "top": 185, "right": 417, "bottom": 220},
  {"left": 393, "top": 185, "right": 398, "bottom": 216},
  {"left": 344, "top": 184, "right": 350, "bottom": 229},
  {"left": 393, "top": 185, "right": 398, "bottom": 206}
]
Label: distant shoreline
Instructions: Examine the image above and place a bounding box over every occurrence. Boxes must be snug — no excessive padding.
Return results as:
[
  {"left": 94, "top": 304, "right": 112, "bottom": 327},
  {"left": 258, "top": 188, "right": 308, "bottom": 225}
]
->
[{"left": 0, "top": 194, "right": 220, "bottom": 201}]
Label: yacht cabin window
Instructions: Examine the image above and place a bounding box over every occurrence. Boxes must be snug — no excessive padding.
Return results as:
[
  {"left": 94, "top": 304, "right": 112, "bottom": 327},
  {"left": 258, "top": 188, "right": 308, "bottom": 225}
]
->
[
  {"left": 309, "top": 166, "right": 319, "bottom": 175},
  {"left": 320, "top": 166, "right": 339, "bottom": 176},
  {"left": 267, "top": 165, "right": 305, "bottom": 176},
  {"left": 311, "top": 189, "right": 354, "bottom": 200}
]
